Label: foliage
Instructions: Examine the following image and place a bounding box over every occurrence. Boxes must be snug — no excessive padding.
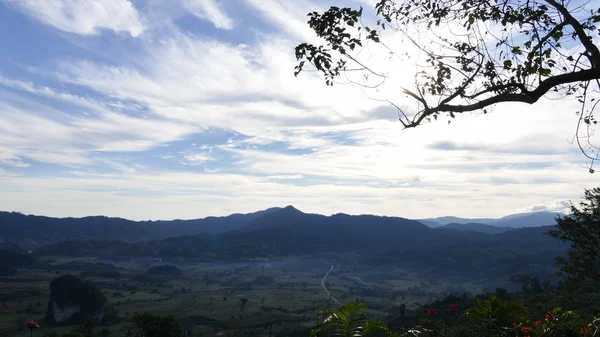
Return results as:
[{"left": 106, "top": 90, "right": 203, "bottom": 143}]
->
[
  {"left": 62, "top": 318, "right": 97, "bottom": 337},
  {"left": 293, "top": 0, "right": 600, "bottom": 165},
  {"left": 146, "top": 265, "right": 184, "bottom": 277},
  {"left": 311, "top": 296, "right": 600, "bottom": 337},
  {"left": 0, "top": 248, "right": 36, "bottom": 275},
  {"left": 547, "top": 187, "right": 600, "bottom": 282},
  {"left": 311, "top": 302, "right": 370, "bottom": 337},
  {"left": 46, "top": 274, "right": 107, "bottom": 325},
  {"left": 0, "top": 260, "right": 17, "bottom": 276},
  {"left": 132, "top": 312, "right": 188, "bottom": 337},
  {"left": 468, "top": 295, "right": 530, "bottom": 329}
]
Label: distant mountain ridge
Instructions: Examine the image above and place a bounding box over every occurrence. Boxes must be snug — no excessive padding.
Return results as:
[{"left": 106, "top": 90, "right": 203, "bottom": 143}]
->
[
  {"left": 0, "top": 208, "right": 281, "bottom": 249},
  {"left": 31, "top": 207, "right": 568, "bottom": 282},
  {"left": 1, "top": 207, "right": 564, "bottom": 249},
  {"left": 435, "top": 223, "right": 514, "bottom": 234},
  {"left": 31, "top": 206, "right": 567, "bottom": 260},
  {"left": 419, "top": 211, "right": 562, "bottom": 228}
]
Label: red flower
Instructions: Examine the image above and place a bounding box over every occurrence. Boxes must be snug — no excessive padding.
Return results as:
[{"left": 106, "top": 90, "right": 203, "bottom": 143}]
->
[
  {"left": 545, "top": 311, "right": 558, "bottom": 320},
  {"left": 534, "top": 320, "right": 543, "bottom": 327},
  {"left": 25, "top": 321, "right": 39, "bottom": 329},
  {"left": 524, "top": 335, "right": 531, "bottom": 337},
  {"left": 427, "top": 308, "right": 438, "bottom": 316},
  {"left": 450, "top": 304, "right": 458, "bottom": 312},
  {"left": 581, "top": 327, "right": 592, "bottom": 334},
  {"left": 521, "top": 327, "right": 532, "bottom": 333}
]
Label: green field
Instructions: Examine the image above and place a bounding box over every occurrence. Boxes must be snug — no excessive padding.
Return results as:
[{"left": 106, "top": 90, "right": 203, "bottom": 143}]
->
[{"left": 0, "top": 257, "right": 485, "bottom": 337}]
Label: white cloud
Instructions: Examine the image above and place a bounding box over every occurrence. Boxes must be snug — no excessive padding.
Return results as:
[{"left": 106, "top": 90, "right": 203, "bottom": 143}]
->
[
  {"left": 0, "top": 0, "right": 597, "bottom": 220},
  {"left": 244, "top": 0, "right": 322, "bottom": 41},
  {"left": 519, "top": 200, "right": 572, "bottom": 214},
  {"left": 0, "top": 168, "right": 588, "bottom": 220},
  {"left": 24, "top": 26, "right": 593, "bottom": 219},
  {"left": 4, "top": 0, "right": 145, "bottom": 36},
  {"left": 0, "top": 85, "right": 197, "bottom": 166},
  {"left": 185, "top": 0, "right": 234, "bottom": 30},
  {"left": 182, "top": 152, "right": 214, "bottom": 165}
]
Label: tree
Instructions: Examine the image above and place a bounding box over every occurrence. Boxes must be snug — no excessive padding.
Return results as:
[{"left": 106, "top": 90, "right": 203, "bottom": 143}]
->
[
  {"left": 311, "top": 302, "right": 399, "bottom": 337},
  {"left": 45, "top": 274, "right": 107, "bottom": 325},
  {"left": 547, "top": 187, "right": 600, "bottom": 282},
  {"left": 294, "top": 0, "right": 600, "bottom": 167},
  {"left": 510, "top": 274, "right": 533, "bottom": 293},
  {"left": 132, "top": 312, "right": 187, "bottom": 337},
  {"left": 530, "top": 277, "right": 543, "bottom": 293},
  {"left": 240, "top": 298, "right": 248, "bottom": 309}
]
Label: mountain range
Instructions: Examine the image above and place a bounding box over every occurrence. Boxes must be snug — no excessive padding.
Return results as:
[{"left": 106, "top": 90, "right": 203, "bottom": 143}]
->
[
  {"left": 0, "top": 205, "right": 571, "bottom": 284},
  {"left": 26, "top": 206, "right": 567, "bottom": 282},
  {"left": 0, "top": 208, "right": 281, "bottom": 249},
  {"left": 418, "top": 211, "right": 561, "bottom": 228},
  {"left": 435, "top": 223, "right": 514, "bottom": 234},
  {"left": 0, "top": 207, "right": 563, "bottom": 249}
]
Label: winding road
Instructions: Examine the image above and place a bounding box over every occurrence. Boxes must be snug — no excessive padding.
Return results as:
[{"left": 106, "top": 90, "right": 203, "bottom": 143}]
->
[{"left": 321, "top": 265, "right": 340, "bottom": 305}]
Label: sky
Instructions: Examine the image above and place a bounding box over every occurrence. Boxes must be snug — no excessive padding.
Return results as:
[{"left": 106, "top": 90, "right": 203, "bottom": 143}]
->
[{"left": 0, "top": 0, "right": 596, "bottom": 220}]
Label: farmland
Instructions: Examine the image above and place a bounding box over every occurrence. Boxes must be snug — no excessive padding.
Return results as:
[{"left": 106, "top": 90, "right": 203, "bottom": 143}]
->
[{"left": 0, "top": 255, "right": 482, "bottom": 337}]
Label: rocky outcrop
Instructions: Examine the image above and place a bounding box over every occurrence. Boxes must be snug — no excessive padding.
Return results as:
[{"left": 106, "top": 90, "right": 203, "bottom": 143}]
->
[{"left": 45, "top": 274, "right": 106, "bottom": 325}]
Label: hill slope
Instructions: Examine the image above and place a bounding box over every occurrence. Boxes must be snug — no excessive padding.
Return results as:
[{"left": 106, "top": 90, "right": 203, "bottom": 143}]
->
[
  {"left": 33, "top": 208, "right": 567, "bottom": 259},
  {"left": 436, "top": 223, "right": 514, "bottom": 234},
  {"left": 419, "top": 211, "right": 561, "bottom": 228},
  {"left": 0, "top": 208, "right": 280, "bottom": 249}
]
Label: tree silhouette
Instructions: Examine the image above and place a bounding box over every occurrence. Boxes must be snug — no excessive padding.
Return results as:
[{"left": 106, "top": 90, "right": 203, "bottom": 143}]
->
[
  {"left": 548, "top": 187, "right": 600, "bottom": 282},
  {"left": 294, "top": 0, "right": 600, "bottom": 167}
]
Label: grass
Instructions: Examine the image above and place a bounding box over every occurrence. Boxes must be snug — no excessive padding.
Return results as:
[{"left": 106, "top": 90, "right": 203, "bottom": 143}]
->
[{"left": 0, "top": 256, "right": 487, "bottom": 337}]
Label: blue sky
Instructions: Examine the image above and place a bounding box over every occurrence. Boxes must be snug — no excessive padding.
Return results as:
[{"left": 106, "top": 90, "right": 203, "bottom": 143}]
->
[{"left": 0, "top": 0, "right": 595, "bottom": 220}]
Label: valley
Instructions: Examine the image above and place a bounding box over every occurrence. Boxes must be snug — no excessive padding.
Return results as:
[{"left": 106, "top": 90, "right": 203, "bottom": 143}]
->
[
  {"left": 0, "top": 206, "right": 569, "bottom": 337},
  {"left": 0, "top": 254, "right": 498, "bottom": 337}
]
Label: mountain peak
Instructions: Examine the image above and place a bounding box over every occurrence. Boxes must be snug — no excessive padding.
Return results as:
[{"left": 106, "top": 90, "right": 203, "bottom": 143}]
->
[{"left": 282, "top": 205, "right": 302, "bottom": 213}]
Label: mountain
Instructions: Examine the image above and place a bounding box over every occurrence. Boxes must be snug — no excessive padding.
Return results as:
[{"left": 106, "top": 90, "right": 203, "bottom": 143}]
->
[
  {"left": 489, "top": 211, "right": 561, "bottom": 228},
  {"left": 24, "top": 206, "right": 572, "bottom": 286},
  {"left": 419, "top": 216, "right": 496, "bottom": 227},
  {"left": 419, "top": 211, "right": 562, "bottom": 228},
  {"left": 2, "top": 208, "right": 563, "bottom": 250},
  {"left": 239, "top": 205, "right": 317, "bottom": 231},
  {"left": 225, "top": 206, "right": 436, "bottom": 255},
  {"left": 142, "top": 207, "right": 281, "bottom": 235},
  {"left": 368, "top": 226, "right": 567, "bottom": 279},
  {"left": 0, "top": 208, "right": 281, "bottom": 249},
  {"left": 436, "top": 223, "right": 514, "bottom": 234},
  {"left": 32, "top": 210, "right": 568, "bottom": 282},
  {"left": 33, "top": 207, "right": 440, "bottom": 258},
  {"left": 33, "top": 207, "right": 566, "bottom": 260}
]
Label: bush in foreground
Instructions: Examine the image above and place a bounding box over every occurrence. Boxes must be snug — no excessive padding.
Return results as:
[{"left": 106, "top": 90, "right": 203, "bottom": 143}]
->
[{"left": 312, "top": 296, "right": 600, "bottom": 337}]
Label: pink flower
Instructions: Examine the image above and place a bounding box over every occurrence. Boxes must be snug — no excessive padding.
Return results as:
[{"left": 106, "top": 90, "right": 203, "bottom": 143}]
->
[
  {"left": 25, "top": 321, "right": 39, "bottom": 329},
  {"left": 450, "top": 304, "right": 458, "bottom": 312},
  {"left": 427, "top": 308, "right": 438, "bottom": 316}
]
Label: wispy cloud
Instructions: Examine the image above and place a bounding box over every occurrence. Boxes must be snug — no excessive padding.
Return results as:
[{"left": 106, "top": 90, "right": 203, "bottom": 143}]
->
[
  {"left": 4, "top": 0, "right": 145, "bottom": 36},
  {"left": 182, "top": 152, "right": 214, "bottom": 165},
  {"left": 0, "top": 0, "right": 595, "bottom": 220},
  {"left": 185, "top": 0, "right": 234, "bottom": 30}
]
